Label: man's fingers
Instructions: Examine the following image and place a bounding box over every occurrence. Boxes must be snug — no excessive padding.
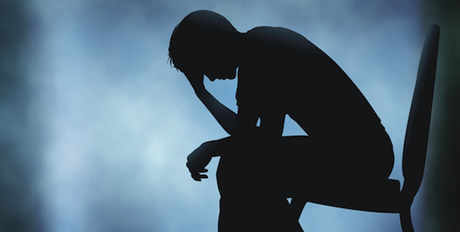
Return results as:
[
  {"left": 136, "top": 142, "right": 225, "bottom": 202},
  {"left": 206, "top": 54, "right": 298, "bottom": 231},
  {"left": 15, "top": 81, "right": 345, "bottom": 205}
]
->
[
  {"left": 191, "top": 173, "right": 201, "bottom": 181},
  {"left": 191, "top": 171, "right": 209, "bottom": 181}
]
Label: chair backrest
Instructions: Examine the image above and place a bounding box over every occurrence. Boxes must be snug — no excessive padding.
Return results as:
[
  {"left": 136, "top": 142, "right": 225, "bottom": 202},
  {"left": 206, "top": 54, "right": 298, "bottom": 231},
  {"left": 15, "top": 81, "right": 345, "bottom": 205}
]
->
[{"left": 401, "top": 24, "right": 440, "bottom": 203}]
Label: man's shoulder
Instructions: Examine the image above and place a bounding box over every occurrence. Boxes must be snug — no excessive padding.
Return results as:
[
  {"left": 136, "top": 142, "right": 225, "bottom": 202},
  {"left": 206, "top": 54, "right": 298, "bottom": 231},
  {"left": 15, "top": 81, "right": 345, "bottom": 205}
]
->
[
  {"left": 246, "top": 26, "right": 299, "bottom": 37},
  {"left": 244, "top": 26, "right": 325, "bottom": 59},
  {"left": 246, "top": 26, "right": 306, "bottom": 43}
]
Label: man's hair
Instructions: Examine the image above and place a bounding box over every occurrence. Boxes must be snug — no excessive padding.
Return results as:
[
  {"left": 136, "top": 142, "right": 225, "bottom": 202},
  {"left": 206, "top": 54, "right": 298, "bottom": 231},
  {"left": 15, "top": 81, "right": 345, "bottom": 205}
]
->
[{"left": 168, "top": 10, "right": 239, "bottom": 71}]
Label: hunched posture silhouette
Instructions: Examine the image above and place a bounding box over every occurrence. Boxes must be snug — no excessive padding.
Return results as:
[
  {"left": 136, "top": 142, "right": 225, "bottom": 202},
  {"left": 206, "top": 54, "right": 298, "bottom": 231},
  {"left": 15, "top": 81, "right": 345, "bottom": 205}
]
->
[{"left": 168, "top": 10, "right": 437, "bottom": 232}]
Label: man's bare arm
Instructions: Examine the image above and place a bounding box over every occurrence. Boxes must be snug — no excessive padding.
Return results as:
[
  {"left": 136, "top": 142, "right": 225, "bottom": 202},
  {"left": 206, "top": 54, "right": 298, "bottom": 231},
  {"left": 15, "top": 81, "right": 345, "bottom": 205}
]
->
[
  {"left": 198, "top": 89, "right": 237, "bottom": 135},
  {"left": 184, "top": 71, "right": 237, "bottom": 135}
]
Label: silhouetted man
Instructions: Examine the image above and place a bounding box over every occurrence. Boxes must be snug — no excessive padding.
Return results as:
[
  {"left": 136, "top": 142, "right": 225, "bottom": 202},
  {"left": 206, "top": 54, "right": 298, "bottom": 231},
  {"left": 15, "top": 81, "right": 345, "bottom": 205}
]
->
[{"left": 168, "top": 10, "right": 394, "bottom": 232}]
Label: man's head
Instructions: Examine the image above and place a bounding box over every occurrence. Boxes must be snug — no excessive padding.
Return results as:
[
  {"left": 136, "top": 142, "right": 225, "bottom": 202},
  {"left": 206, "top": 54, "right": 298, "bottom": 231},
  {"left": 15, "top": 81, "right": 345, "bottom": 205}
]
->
[{"left": 168, "top": 10, "right": 240, "bottom": 80}]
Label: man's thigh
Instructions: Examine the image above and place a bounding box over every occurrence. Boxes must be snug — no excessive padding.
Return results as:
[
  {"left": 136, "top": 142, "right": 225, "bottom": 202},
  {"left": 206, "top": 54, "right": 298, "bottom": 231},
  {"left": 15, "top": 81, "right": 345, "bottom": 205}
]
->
[{"left": 216, "top": 136, "right": 322, "bottom": 197}]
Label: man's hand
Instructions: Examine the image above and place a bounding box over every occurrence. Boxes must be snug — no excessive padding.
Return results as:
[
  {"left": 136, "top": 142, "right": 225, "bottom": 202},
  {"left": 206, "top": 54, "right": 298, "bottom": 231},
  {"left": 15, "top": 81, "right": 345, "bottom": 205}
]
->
[{"left": 186, "top": 141, "right": 216, "bottom": 181}]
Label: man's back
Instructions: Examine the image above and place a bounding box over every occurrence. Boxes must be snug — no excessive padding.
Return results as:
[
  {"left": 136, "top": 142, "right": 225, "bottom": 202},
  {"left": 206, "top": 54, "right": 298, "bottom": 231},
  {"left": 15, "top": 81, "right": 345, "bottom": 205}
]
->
[
  {"left": 236, "top": 26, "right": 394, "bottom": 179},
  {"left": 238, "top": 26, "right": 383, "bottom": 140}
]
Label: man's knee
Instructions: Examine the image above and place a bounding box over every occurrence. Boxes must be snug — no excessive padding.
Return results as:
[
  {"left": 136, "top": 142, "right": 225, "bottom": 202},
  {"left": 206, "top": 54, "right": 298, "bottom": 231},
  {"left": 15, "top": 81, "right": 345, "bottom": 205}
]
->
[{"left": 217, "top": 155, "right": 274, "bottom": 197}]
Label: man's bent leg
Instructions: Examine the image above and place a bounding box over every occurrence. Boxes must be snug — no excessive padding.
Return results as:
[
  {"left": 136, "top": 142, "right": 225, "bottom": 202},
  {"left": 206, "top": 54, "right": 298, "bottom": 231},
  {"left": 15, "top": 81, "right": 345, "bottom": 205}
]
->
[{"left": 216, "top": 153, "right": 294, "bottom": 232}]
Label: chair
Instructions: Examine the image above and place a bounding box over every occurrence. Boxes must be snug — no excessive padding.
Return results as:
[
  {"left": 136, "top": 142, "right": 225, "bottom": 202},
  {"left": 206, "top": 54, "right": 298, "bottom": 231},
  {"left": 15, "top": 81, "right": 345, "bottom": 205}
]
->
[{"left": 290, "top": 24, "right": 440, "bottom": 232}]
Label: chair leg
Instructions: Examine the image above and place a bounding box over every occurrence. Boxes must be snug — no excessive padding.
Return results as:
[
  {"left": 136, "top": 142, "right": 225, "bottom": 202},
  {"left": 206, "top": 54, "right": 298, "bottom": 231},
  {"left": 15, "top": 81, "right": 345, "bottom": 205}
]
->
[
  {"left": 294, "top": 220, "right": 304, "bottom": 232},
  {"left": 290, "top": 198, "right": 307, "bottom": 232},
  {"left": 400, "top": 207, "right": 415, "bottom": 232},
  {"left": 290, "top": 197, "right": 308, "bottom": 221}
]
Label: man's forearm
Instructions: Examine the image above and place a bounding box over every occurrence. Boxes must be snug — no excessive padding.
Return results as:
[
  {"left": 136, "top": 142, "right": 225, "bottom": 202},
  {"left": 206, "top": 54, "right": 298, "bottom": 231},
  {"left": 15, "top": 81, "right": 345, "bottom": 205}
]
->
[
  {"left": 210, "top": 135, "right": 310, "bottom": 157},
  {"left": 198, "top": 89, "right": 237, "bottom": 135},
  {"left": 203, "top": 136, "right": 232, "bottom": 157}
]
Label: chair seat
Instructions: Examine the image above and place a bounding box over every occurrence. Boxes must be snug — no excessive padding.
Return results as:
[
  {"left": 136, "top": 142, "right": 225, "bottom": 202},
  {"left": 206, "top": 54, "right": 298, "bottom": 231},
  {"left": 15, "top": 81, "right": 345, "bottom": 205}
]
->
[{"left": 296, "top": 179, "right": 402, "bottom": 213}]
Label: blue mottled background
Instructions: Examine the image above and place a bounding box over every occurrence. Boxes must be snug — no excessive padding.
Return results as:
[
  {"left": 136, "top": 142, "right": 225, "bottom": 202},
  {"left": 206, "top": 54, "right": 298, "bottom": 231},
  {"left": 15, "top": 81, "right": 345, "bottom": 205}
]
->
[{"left": 0, "top": 0, "right": 458, "bottom": 231}]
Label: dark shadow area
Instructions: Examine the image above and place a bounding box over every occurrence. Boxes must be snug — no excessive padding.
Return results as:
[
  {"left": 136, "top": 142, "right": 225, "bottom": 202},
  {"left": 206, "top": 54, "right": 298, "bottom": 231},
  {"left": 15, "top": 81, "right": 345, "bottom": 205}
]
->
[
  {"left": 169, "top": 10, "right": 438, "bottom": 232},
  {"left": 0, "top": 0, "right": 44, "bottom": 231},
  {"left": 421, "top": 1, "right": 460, "bottom": 231}
]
